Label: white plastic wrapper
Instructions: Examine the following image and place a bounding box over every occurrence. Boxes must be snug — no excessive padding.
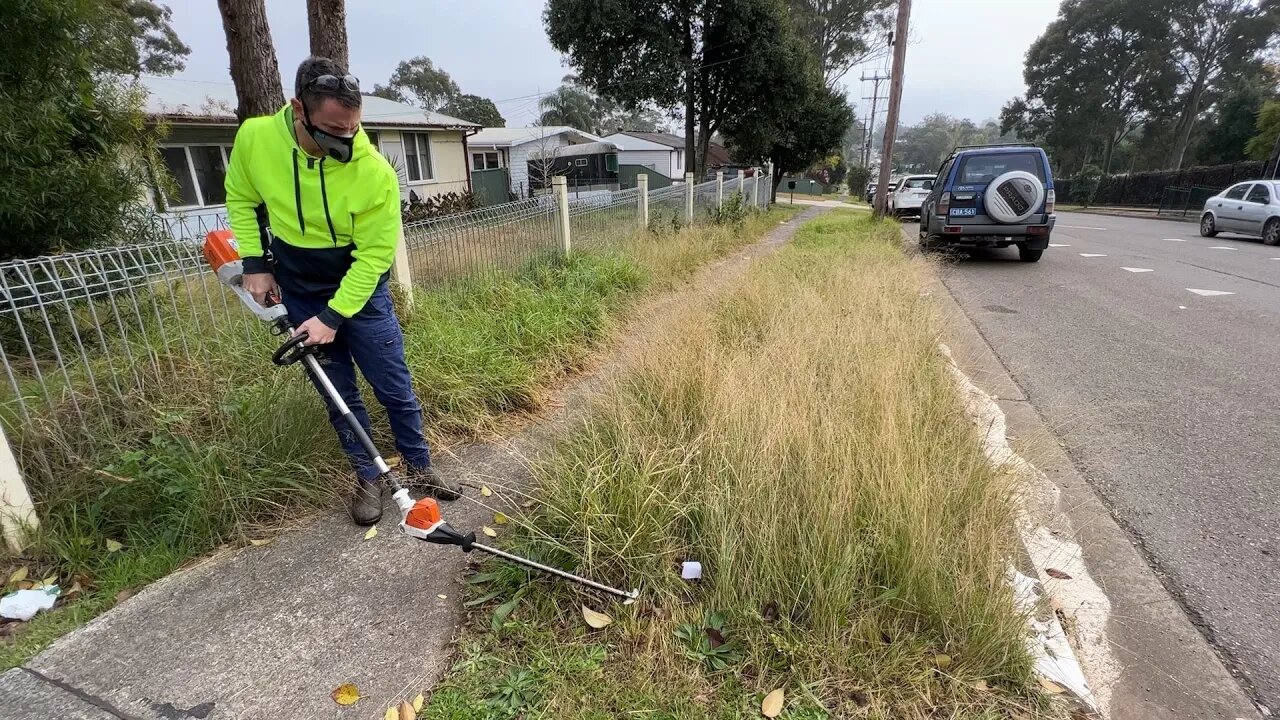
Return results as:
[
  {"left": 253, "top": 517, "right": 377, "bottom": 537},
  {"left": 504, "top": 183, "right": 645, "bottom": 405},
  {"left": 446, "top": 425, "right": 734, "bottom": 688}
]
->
[
  {"left": 680, "top": 561, "right": 702, "bottom": 580},
  {"left": 0, "top": 586, "right": 60, "bottom": 621}
]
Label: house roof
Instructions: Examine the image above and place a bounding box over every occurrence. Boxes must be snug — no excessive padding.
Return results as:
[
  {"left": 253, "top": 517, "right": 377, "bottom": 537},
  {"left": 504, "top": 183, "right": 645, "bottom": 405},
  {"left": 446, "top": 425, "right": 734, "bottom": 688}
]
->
[
  {"left": 140, "top": 76, "right": 479, "bottom": 129},
  {"left": 704, "top": 142, "right": 732, "bottom": 168},
  {"left": 614, "top": 131, "right": 685, "bottom": 149},
  {"left": 469, "top": 126, "right": 601, "bottom": 148},
  {"left": 527, "top": 141, "right": 619, "bottom": 159}
]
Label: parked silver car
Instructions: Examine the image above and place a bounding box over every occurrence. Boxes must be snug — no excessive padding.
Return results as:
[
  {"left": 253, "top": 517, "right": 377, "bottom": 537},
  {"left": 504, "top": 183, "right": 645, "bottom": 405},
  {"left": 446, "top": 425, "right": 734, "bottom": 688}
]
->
[{"left": 1201, "top": 180, "right": 1280, "bottom": 245}]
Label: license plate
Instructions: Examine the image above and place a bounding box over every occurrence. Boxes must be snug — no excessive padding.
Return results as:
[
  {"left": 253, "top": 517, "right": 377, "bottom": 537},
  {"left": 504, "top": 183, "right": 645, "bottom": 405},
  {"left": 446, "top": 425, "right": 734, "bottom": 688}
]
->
[{"left": 950, "top": 208, "right": 977, "bottom": 217}]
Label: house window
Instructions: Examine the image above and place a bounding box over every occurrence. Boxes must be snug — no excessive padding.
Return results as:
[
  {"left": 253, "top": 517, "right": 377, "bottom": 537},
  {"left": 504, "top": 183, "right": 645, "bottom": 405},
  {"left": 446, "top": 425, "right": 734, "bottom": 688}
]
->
[
  {"left": 675, "top": 149, "right": 683, "bottom": 168},
  {"left": 574, "top": 158, "right": 588, "bottom": 167},
  {"left": 159, "top": 144, "right": 232, "bottom": 209},
  {"left": 402, "top": 132, "right": 434, "bottom": 182},
  {"left": 471, "top": 151, "right": 500, "bottom": 171},
  {"left": 365, "top": 130, "right": 380, "bottom": 150},
  {"left": 605, "top": 153, "right": 618, "bottom": 172}
]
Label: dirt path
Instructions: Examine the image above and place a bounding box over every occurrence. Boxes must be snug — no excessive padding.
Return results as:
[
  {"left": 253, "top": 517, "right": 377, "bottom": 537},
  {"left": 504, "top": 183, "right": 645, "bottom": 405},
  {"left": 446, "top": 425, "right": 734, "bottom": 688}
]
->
[{"left": 9, "top": 207, "right": 827, "bottom": 720}]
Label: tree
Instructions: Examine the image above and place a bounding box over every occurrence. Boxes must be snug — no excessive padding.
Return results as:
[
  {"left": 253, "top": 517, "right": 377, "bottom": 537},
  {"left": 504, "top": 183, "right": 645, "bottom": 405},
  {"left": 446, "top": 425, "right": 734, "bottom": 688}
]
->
[
  {"left": 1195, "top": 62, "right": 1278, "bottom": 164},
  {"left": 545, "top": 0, "right": 800, "bottom": 177},
  {"left": 893, "top": 114, "right": 1012, "bottom": 173},
  {"left": 0, "top": 0, "right": 171, "bottom": 260},
  {"left": 1071, "top": 164, "right": 1103, "bottom": 207},
  {"left": 306, "top": 0, "right": 348, "bottom": 68},
  {"left": 1245, "top": 99, "right": 1280, "bottom": 161},
  {"left": 440, "top": 93, "right": 505, "bottom": 126},
  {"left": 217, "top": 0, "right": 284, "bottom": 121},
  {"left": 118, "top": 0, "right": 191, "bottom": 75},
  {"left": 538, "top": 76, "right": 604, "bottom": 131},
  {"left": 378, "top": 56, "right": 460, "bottom": 111},
  {"left": 1162, "top": 0, "right": 1279, "bottom": 170},
  {"left": 785, "top": 0, "right": 893, "bottom": 83},
  {"left": 846, "top": 164, "right": 872, "bottom": 198}
]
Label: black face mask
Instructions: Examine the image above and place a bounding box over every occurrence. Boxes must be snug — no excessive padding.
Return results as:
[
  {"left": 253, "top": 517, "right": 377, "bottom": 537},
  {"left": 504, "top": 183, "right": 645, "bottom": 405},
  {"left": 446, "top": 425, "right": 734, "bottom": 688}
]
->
[{"left": 300, "top": 103, "right": 356, "bottom": 163}]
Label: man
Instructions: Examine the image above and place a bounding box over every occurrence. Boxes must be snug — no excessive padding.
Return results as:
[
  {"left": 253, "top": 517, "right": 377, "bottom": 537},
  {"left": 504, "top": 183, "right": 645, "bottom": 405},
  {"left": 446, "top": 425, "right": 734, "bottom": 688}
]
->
[{"left": 224, "top": 56, "right": 460, "bottom": 526}]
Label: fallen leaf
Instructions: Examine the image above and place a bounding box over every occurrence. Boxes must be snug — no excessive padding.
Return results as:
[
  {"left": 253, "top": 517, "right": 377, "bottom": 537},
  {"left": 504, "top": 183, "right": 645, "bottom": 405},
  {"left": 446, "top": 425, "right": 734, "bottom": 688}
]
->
[
  {"left": 383, "top": 706, "right": 397, "bottom": 720},
  {"left": 39, "top": 575, "right": 57, "bottom": 588},
  {"left": 761, "top": 601, "right": 778, "bottom": 622},
  {"left": 437, "top": 594, "right": 447, "bottom": 600},
  {"left": 387, "top": 456, "right": 401, "bottom": 468},
  {"left": 480, "top": 486, "right": 492, "bottom": 497},
  {"left": 331, "top": 683, "right": 361, "bottom": 706},
  {"left": 413, "top": 694, "right": 425, "bottom": 712},
  {"left": 364, "top": 526, "right": 378, "bottom": 540},
  {"left": 934, "top": 653, "right": 953, "bottom": 670},
  {"left": 114, "top": 589, "right": 134, "bottom": 604},
  {"left": 7, "top": 566, "right": 28, "bottom": 585},
  {"left": 582, "top": 605, "right": 613, "bottom": 629},
  {"left": 67, "top": 581, "right": 83, "bottom": 596},
  {"left": 249, "top": 538, "right": 272, "bottom": 547},
  {"left": 705, "top": 627, "right": 725, "bottom": 648},
  {"left": 398, "top": 700, "right": 415, "bottom": 720},
  {"left": 973, "top": 680, "right": 990, "bottom": 692},
  {"left": 481, "top": 526, "right": 497, "bottom": 538},
  {"left": 493, "top": 512, "right": 509, "bottom": 525},
  {"left": 520, "top": 500, "right": 534, "bottom": 509},
  {"left": 105, "top": 539, "right": 123, "bottom": 553},
  {"left": 17, "top": 581, "right": 32, "bottom": 590},
  {"left": 1044, "top": 567, "right": 1073, "bottom": 580},
  {"left": 1038, "top": 677, "right": 1065, "bottom": 695},
  {"left": 761, "top": 688, "right": 785, "bottom": 717}
]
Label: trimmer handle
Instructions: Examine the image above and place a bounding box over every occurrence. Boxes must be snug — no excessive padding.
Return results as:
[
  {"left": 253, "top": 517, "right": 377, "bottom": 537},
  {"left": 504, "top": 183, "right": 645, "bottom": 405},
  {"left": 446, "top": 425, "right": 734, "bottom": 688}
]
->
[{"left": 272, "top": 332, "right": 313, "bottom": 366}]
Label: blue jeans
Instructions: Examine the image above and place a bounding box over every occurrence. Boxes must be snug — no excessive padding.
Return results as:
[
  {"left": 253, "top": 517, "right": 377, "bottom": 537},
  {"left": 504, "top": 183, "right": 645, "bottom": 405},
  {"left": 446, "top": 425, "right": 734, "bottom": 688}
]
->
[{"left": 283, "top": 285, "right": 431, "bottom": 483}]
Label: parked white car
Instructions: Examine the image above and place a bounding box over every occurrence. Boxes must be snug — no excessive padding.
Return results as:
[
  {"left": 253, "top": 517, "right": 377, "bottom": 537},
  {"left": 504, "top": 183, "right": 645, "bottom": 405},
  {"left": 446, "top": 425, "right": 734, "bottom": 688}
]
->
[
  {"left": 1200, "top": 180, "right": 1280, "bottom": 245},
  {"left": 888, "top": 174, "right": 935, "bottom": 217}
]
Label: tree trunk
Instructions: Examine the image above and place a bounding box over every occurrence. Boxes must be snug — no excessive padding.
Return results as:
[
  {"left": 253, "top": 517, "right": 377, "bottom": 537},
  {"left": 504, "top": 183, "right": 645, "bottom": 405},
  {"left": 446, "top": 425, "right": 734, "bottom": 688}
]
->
[
  {"left": 306, "top": 0, "right": 348, "bottom": 68},
  {"left": 217, "top": 0, "right": 284, "bottom": 122},
  {"left": 1167, "top": 71, "right": 1208, "bottom": 171},
  {"left": 1103, "top": 132, "right": 1116, "bottom": 175}
]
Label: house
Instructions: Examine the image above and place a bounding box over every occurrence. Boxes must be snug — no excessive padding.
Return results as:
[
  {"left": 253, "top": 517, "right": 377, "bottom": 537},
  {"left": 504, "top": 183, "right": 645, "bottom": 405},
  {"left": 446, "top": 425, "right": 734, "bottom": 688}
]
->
[
  {"left": 141, "top": 76, "right": 479, "bottom": 237},
  {"left": 601, "top": 131, "right": 736, "bottom": 181},
  {"left": 526, "top": 141, "right": 621, "bottom": 193},
  {"left": 467, "top": 126, "right": 602, "bottom": 198}
]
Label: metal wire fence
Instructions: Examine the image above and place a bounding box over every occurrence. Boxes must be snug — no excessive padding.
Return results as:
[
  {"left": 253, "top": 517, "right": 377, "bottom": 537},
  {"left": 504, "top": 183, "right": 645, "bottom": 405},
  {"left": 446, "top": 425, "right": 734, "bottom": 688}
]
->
[{"left": 0, "top": 169, "right": 772, "bottom": 511}]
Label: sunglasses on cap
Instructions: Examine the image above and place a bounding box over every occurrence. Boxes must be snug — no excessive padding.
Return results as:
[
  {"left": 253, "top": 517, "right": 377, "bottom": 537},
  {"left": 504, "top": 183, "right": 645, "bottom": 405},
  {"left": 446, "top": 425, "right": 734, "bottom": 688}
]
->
[{"left": 304, "top": 74, "right": 360, "bottom": 93}]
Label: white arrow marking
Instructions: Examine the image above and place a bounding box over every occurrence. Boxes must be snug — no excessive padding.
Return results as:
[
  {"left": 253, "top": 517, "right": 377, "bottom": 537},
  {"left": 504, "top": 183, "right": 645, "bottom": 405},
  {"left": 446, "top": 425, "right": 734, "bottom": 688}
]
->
[
  {"left": 1160, "top": 238, "right": 1186, "bottom": 241},
  {"left": 1059, "top": 224, "right": 1107, "bottom": 230},
  {"left": 1079, "top": 253, "right": 1108, "bottom": 257},
  {"left": 1121, "top": 267, "right": 1153, "bottom": 273},
  {"left": 1186, "top": 288, "right": 1235, "bottom": 296},
  {"left": 1048, "top": 243, "right": 1070, "bottom": 247},
  {"left": 1178, "top": 305, "right": 1187, "bottom": 309},
  {"left": 1207, "top": 246, "right": 1236, "bottom": 250}
]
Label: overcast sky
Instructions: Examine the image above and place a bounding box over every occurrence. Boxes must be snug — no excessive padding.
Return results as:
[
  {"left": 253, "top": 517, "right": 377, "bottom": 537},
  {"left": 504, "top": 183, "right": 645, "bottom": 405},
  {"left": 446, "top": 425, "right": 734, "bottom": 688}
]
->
[{"left": 162, "top": 0, "right": 1062, "bottom": 128}]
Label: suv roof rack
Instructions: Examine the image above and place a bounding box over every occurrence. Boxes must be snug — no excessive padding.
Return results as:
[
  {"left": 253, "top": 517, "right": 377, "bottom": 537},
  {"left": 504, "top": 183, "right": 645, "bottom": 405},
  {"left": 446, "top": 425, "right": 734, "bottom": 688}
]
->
[{"left": 951, "top": 142, "right": 1038, "bottom": 151}]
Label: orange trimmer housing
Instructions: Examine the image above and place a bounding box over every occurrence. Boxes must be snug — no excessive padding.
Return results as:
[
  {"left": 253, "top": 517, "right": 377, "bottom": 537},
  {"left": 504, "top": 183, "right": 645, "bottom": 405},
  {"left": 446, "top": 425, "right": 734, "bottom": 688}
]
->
[
  {"left": 405, "top": 497, "right": 442, "bottom": 531},
  {"left": 203, "top": 229, "right": 239, "bottom": 272}
]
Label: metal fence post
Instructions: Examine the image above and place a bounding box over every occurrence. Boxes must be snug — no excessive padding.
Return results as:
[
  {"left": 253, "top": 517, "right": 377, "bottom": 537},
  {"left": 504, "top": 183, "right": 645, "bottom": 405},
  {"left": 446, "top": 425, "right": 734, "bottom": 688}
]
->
[
  {"left": 738, "top": 169, "right": 746, "bottom": 199},
  {"left": 638, "top": 173, "right": 650, "bottom": 229},
  {"left": 392, "top": 226, "right": 414, "bottom": 308},
  {"left": 752, "top": 168, "right": 761, "bottom": 207},
  {"left": 553, "top": 175, "right": 571, "bottom": 253},
  {"left": 0, "top": 424, "right": 37, "bottom": 552},
  {"left": 684, "top": 173, "right": 695, "bottom": 224},
  {"left": 716, "top": 170, "right": 725, "bottom": 208},
  {"left": 764, "top": 162, "right": 774, "bottom": 206}
]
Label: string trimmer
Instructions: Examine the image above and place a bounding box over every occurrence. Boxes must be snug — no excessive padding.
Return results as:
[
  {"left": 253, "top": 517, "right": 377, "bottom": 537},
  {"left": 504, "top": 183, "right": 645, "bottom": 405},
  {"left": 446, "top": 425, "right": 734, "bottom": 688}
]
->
[{"left": 203, "top": 230, "right": 638, "bottom": 603}]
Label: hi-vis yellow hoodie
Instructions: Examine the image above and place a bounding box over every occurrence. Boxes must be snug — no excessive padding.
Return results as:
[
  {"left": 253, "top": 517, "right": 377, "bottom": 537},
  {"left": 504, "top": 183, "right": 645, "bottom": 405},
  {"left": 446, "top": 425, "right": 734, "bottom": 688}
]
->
[{"left": 224, "top": 105, "right": 401, "bottom": 328}]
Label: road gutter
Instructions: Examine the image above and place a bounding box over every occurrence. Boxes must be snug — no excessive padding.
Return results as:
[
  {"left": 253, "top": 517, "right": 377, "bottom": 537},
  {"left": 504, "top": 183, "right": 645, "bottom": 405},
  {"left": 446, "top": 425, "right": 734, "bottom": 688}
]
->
[{"left": 913, "top": 229, "right": 1262, "bottom": 720}]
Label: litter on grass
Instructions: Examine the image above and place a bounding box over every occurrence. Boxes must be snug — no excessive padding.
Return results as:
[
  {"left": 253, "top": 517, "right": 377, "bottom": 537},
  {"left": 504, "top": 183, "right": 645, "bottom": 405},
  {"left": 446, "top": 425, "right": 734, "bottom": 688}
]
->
[
  {"left": 1, "top": 586, "right": 60, "bottom": 621},
  {"left": 681, "top": 561, "right": 703, "bottom": 580}
]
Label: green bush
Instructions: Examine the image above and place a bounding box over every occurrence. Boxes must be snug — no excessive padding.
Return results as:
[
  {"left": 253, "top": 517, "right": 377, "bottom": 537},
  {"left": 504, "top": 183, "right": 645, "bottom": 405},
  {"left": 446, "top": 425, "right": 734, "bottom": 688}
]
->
[
  {"left": 1071, "top": 164, "right": 1103, "bottom": 207},
  {"left": 846, "top": 165, "right": 872, "bottom": 199}
]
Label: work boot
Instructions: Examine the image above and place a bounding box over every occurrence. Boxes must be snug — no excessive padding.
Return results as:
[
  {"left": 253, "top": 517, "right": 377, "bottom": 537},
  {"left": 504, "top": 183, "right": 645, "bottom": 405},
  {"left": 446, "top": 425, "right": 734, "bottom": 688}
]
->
[
  {"left": 408, "top": 465, "right": 462, "bottom": 501},
  {"left": 350, "top": 481, "right": 383, "bottom": 526}
]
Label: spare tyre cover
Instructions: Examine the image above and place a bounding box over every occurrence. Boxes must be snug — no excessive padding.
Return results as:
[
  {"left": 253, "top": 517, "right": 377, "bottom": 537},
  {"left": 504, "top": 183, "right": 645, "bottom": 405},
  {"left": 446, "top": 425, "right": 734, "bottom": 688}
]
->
[{"left": 984, "top": 170, "right": 1045, "bottom": 224}]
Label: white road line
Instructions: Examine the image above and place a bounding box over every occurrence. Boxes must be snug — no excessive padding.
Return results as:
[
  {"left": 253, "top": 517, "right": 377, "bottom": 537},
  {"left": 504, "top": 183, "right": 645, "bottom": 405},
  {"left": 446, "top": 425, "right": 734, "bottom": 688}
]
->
[
  {"left": 1186, "top": 288, "right": 1236, "bottom": 296},
  {"left": 1206, "top": 246, "right": 1237, "bottom": 250},
  {"left": 1178, "top": 305, "right": 1187, "bottom": 309},
  {"left": 1059, "top": 224, "right": 1108, "bottom": 230},
  {"left": 1048, "top": 243, "right": 1071, "bottom": 247},
  {"left": 1079, "top": 253, "right": 1108, "bottom": 258},
  {"left": 1121, "top": 267, "right": 1154, "bottom": 273},
  {"left": 1159, "top": 238, "right": 1186, "bottom": 242}
]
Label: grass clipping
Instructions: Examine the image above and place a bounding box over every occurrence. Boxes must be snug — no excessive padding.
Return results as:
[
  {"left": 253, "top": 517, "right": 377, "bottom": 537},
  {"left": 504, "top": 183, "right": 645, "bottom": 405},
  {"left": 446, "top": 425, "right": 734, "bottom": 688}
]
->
[{"left": 431, "top": 212, "right": 1047, "bottom": 718}]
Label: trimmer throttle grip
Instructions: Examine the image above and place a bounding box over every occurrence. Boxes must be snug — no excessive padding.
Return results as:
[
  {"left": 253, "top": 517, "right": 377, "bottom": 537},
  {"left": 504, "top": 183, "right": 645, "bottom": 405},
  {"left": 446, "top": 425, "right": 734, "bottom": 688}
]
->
[{"left": 272, "top": 332, "right": 313, "bottom": 366}]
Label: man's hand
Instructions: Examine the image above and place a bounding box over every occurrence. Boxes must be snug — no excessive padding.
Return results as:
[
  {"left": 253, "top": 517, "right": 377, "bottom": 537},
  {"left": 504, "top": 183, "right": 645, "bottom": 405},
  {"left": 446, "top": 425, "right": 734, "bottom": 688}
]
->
[
  {"left": 295, "top": 315, "right": 337, "bottom": 345},
  {"left": 243, "top": 272, "right": 279, "bottom": 307}
]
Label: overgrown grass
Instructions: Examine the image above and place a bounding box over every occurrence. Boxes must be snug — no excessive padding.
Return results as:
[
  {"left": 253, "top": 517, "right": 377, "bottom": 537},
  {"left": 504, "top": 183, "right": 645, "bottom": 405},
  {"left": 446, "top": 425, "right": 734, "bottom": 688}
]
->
[
  {"left": 424, "top": 212, "right": 1054, "bottom": 719},
  {"left": 0, "top": 207, "right": 794, "bottom": 668}
]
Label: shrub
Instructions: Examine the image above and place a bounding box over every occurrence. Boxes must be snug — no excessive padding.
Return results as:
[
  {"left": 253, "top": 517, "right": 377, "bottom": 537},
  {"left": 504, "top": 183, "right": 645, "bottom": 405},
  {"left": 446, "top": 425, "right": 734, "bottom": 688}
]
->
[{"left": 1071, "top": 164, "right": 1103, "bottom": 207}]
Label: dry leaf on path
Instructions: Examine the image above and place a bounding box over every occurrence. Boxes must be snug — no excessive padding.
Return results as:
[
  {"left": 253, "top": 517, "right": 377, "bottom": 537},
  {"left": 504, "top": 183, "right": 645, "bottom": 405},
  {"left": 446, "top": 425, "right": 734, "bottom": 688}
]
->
[
  {"left": 67, "top": 581, "right": 83, "bottom": 596},
  {"left": 114, "top": 589, "right": 134, "bottom": 604},
  {"left": 39, "top": 576, "right": 57, "bottom": 588},
  {"left": 973, "top": 680, "right": 990, "bottom": 691},
  {"left": 105, "top": 539, "right": 123, "bottom": 553},
  {"left": 493, "top": 512, "right": 508, "bottom": 525},
  {"left": 7, "top": 566, "right": 27, "bottom": 585},
  {"left": 331, "top": 683, "right": 361, "bottom": 706},
  {"left": 1038, "top": 677, "right": 1066, "bottom": 695},
  {"left": 364, "top": 526, "right": 378, "bottom": 540},
  {"left": 761, "top": 688, "right": 785, "bottom": 717},
  {"left": 934, "top": 653, "right": 953, "bottom": 669},
  {"left": 383, "top": 706, "right": 397, "bottom": 720},
  {"left": 480, "top": 486, "right": 492, "bottom": 497},
  {"left": 481, "top": 526, "right": 498, "bottom": 538},
  {"left": 582, "top": 605, "right": 613, "bottom": 629},
  {"left": 437, "top": 594, "right": 447, "bottom": 600},
  {"left": 398, "top": 700, "right": 415, "bottom": 720},
  {"left": 520, "top": 500, "right": 534, "bottom": 509},
  {"left": 1044, "top": 568, "right": 1073, "bottom": 580},
  {"left": 413, "top": 694, "right": 425, "bottom": 712},
  {"left": 249, "top": 538, "right": 272, "bottom": 547}
]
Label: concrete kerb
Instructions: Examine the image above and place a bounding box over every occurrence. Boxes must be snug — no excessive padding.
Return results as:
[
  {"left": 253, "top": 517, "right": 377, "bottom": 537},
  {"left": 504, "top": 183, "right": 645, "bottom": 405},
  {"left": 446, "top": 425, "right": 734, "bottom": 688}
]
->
[{"left": 911, "top": 226, "right": 1262, "bottom": 720}]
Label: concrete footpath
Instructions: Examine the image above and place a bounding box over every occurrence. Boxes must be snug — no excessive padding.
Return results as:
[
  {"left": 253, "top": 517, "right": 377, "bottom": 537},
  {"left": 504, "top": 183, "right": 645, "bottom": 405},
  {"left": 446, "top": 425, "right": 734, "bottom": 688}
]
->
[
  {"left": 0, "top": 208, "right": 823, "bottom": 720},
  {"left": 923, "top": 228, "right": 1260, "bottom": 719}
]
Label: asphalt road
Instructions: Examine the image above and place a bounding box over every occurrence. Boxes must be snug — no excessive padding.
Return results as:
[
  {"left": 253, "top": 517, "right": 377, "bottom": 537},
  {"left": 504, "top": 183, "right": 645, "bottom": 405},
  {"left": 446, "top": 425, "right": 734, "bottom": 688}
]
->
[{"left": 925, "top": 210, "right": 1280, "bottom": 712}]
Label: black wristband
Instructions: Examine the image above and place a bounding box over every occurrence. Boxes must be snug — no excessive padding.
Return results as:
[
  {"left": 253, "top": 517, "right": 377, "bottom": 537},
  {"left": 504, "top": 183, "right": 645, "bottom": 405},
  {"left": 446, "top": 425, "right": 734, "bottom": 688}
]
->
[
  {"left": 317, "top": 306, "right": 346, "bottom": 330},
  {"left": 242, "top": 255, "right": 270, "bottom": 274}
]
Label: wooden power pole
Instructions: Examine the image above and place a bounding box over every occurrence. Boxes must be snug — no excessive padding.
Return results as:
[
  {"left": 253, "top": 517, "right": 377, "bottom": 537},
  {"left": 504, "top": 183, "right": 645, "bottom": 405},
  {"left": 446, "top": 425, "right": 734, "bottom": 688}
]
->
[
  {"left": 874, "top": 0, "right": 912, "bottom": 218},
  {"left": 217, "top": 0, "right": 285, "bottom": 122},
  {"left": 307, "top": 0, "right": 349, "bottom": 69}
]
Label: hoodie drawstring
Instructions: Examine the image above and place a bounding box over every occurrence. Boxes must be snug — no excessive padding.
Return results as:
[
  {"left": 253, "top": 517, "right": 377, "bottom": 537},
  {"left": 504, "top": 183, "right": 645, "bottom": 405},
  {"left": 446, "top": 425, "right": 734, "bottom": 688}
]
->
[
  {"left": 291, "top": 148, "right": 306, "bottom": 235},
  {"left": 318, "top": 158, "right": 338, "bottom": 245}
]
